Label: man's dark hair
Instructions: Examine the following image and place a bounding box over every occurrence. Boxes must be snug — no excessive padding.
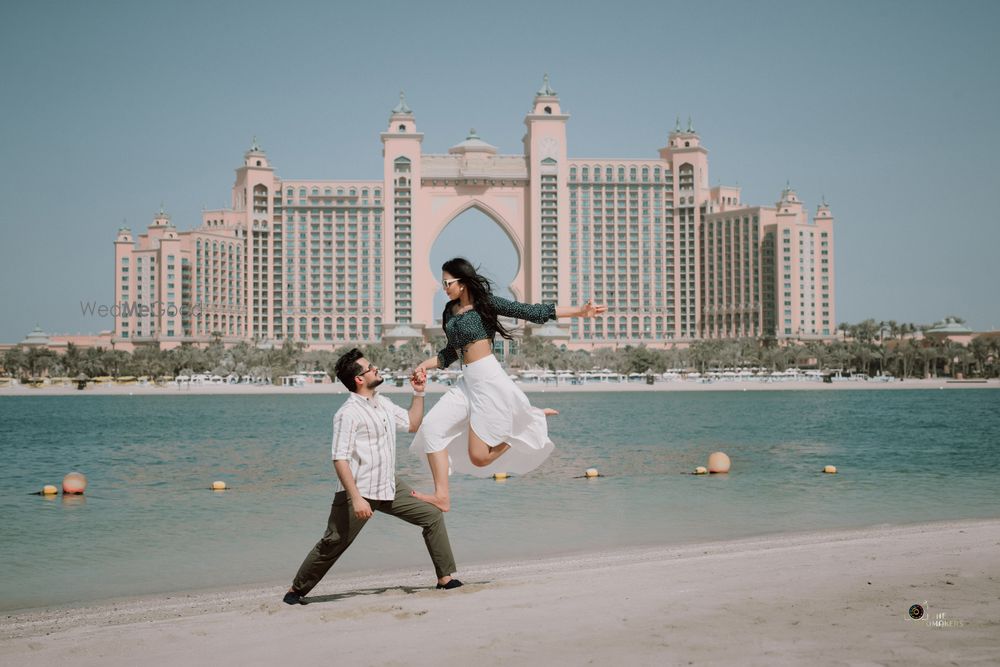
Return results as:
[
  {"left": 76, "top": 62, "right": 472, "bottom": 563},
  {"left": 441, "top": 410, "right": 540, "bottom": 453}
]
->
[{"left": 334, "top": 348, "right": 365, "bottom": 392}]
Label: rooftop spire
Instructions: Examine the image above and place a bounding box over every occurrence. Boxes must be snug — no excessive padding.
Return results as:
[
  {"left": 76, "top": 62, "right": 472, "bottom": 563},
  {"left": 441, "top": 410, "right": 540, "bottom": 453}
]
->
[
  {"left": 687, "top": 116, "right": 695, "bottom": 133},
  {"left": 536, "top": 73, "right": 556, "bottom": 97},
  {"left": 249, "top": 135, "right": 261, "bottom": 152},
  {"left": 674, "top": 116, "right": 681, "bottom": 132},
  {"left": 392, "top": 90, "right": 412, "bottom": 114}
]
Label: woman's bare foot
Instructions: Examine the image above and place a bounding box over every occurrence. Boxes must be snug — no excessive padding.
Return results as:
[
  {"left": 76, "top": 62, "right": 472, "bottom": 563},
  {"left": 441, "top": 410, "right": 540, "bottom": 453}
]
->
[
  {"left": 543, "top": 408, "right": 559, "bottom": 416},
  {"left": 411, "top": 489, "right": 450, "bottom": 512}
]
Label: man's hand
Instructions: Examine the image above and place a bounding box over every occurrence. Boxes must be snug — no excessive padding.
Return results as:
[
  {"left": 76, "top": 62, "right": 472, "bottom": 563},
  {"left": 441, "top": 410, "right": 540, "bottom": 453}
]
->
[
  {"left": 410, "top": 368, "right": 427, "bottom": 393},
  {"left": 351, "top": 496, "right": 373, "bottom": 520}
]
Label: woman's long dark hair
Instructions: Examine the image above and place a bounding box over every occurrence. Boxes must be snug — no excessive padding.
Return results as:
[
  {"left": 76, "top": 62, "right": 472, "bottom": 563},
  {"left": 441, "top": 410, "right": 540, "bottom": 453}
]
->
[{"left": 441, "top": 257, "right": 514, "bottom": 341}]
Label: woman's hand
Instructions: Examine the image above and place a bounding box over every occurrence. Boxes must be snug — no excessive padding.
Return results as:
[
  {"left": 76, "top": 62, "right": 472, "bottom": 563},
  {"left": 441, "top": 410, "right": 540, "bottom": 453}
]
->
[{"left": 577, "top": 299, "right": 607, "bottom": 318}]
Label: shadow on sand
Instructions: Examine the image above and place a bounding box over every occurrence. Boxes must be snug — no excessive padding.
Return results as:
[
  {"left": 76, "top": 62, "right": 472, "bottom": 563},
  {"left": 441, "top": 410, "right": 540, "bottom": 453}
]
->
[{"left": 302, "top": 581, "right": 488, "bottom": 605}]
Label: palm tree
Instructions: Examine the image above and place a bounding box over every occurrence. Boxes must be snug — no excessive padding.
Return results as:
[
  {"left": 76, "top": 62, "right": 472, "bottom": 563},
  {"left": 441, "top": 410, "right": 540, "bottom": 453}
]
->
[
  {"left": 2, "top": 348, "right": 27, "bottom": 379},
  {"left": 917, "top": 343, "right": 938, "bottom": 378},
  {"left": 849, "top": 340, "right": 874, "bottom": 375},
  {"left": 969, "top": 337, "right": 991, "bottom": 378},
  {"left": 988, "top": 338, "right": 1000, "bottom": 378},
  {"left": 26, "top": 347, "right": 57, "bottom": 378},
  {"left": 855, "top": 319, "right": 879, "bottom": 345},
  {"left": 61, "top": 342, "right": 83, "bottom": 377},
  {"left": 897, "top": 339, "right": 921, "bottom": 378}
]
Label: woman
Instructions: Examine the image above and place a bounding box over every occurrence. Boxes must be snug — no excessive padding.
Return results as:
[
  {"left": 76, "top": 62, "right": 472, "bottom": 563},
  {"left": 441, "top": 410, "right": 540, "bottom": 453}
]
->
[{"left": 409, "top": 257, "right": 606, "bottom": 512}]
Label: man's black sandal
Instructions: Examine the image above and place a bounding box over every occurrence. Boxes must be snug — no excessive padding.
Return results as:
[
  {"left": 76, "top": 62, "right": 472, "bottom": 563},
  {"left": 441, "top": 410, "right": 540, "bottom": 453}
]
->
[
  {"left": 283, "top": 591, "right": 307, "bottom": 605},
  {"left": 436, "top": 579, "right": 463, "bottom": 590}
]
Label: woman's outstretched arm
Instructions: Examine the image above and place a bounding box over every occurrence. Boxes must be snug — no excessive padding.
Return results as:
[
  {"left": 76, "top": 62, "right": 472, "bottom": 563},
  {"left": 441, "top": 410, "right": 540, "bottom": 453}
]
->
[
  {"left": 555, "top": 300, "right": 607, "bottom": 319},
  {"left": 491, "top": 295, "right": 607, "bottom": 323}
]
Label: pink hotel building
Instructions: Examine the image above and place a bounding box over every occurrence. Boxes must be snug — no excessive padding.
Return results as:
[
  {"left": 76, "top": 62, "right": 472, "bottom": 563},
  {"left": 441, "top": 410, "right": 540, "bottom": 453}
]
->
[{"left": 112, "top": 78, "right": 835, "bottom": 352}]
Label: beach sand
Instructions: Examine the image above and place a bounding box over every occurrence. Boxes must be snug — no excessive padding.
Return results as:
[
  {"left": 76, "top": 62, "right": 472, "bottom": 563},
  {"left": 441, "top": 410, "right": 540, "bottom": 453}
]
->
[
  {"left": 2, "top": 377, "right": 998, "bottom": 397},
  {"left": 2, "top": 520, "right": 998, "bottom": 666}
]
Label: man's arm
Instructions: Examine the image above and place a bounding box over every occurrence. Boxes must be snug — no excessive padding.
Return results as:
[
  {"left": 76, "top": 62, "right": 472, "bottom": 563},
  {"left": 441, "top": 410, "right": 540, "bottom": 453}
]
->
[
  {"left": 331, "top": 412, "right": 371, "bottom": 519},
  {"left": 407, "top": 368, "right": 427, "bottom": 432},
  {"left": 334, "top": 459, "right": 372, "bottom": 520}
]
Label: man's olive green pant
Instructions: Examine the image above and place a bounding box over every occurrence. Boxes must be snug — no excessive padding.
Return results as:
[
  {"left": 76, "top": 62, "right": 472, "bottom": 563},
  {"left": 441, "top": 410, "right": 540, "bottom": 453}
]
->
[{"left": 291, "top": 478, "right": 457, "bottom": 595}]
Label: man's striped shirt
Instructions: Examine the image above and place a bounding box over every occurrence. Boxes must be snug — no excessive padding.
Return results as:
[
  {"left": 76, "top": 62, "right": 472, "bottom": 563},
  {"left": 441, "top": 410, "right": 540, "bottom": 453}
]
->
[{"left": 331, "top": 391, "right": 410, "bottom": 500}]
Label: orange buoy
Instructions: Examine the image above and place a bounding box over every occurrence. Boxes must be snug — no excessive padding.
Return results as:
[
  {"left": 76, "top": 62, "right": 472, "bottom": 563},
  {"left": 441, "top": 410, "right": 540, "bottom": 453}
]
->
[
  {"left": 707, "top": 452, "right": 731, "bottom": 474},
  {"left": 62, "top": 471, "right": 87, "bottom": 494}
]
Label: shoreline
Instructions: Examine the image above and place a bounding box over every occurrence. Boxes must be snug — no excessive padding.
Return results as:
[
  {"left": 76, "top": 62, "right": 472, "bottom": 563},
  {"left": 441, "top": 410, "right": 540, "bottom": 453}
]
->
[
  {"left": 2, "top": 377, "right": 998, "bottom": 397},
  {"left": 2, "top": 518, "right": 998, "bottom": 664}
]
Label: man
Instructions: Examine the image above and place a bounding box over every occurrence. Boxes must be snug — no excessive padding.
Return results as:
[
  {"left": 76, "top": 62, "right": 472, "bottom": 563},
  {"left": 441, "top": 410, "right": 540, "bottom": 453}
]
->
[{"left": 284, "top": 348, "right": 462, "bottom": 605}]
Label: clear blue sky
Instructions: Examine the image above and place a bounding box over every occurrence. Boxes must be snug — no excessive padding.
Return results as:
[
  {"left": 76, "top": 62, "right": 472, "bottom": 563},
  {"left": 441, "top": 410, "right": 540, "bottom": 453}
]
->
[{"left": 2, "top": 0, "right": 998, "bottom": 342}]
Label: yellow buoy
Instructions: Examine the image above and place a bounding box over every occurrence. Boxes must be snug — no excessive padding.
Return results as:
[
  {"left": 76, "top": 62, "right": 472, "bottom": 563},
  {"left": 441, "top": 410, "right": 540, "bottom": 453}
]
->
[
  {"left": 823, "top": 465, "right": 837, "bottom": 474},
  {"left": 492, "top": 472, "right": 508, "bottom": 481},
  {"left": 693, "top": 466, "right": 708, "bottom": 475},
  {"left": 584, "top": 468, "right": 599, "bottom": 478},
  {"left": 707, "top": 452, "right": 731, "bottom": 474},
  {"left": 42, "top": 484, "right": 58, "bottom": 495},
  {"left": 62, "top": 471, "right": 88, "bottom": 494},
  {"left": 211, "top": 480, "right": 228, "bottom": 490}
]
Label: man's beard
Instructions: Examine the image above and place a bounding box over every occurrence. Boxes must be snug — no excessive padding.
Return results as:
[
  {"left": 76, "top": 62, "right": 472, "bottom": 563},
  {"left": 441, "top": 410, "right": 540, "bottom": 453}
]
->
[{"left": 366, "top": 376, "right": 384, "bottom": 390}]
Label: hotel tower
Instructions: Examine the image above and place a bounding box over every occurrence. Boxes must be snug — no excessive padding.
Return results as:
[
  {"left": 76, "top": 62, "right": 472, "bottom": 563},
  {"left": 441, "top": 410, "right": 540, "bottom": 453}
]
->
[{"left": 112, "top": 78, "right": 835, "bottom": 351}]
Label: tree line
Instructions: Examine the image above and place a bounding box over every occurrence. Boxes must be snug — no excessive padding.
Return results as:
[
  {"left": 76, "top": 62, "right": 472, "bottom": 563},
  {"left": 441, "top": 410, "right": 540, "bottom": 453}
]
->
[{"left": 2, "top": 319, "right": 996, "bottom": 382}]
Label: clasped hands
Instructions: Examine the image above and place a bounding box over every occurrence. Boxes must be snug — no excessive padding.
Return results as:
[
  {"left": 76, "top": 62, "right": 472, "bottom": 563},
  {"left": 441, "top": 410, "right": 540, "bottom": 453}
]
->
[{"left": 409, "top": 367, "right": 428, "bottom": 391}]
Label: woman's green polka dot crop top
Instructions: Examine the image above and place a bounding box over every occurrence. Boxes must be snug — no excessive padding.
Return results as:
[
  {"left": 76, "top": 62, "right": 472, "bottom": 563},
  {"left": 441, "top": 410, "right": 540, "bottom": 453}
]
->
[{"left": 436, "top": 295, "right": 556, "bottom": 368}]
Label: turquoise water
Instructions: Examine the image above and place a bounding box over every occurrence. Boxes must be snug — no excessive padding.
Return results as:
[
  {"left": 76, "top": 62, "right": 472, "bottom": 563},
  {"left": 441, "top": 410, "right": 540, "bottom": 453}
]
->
[{"left": 1, "top": 389, "right": 998, "bottom": 611}]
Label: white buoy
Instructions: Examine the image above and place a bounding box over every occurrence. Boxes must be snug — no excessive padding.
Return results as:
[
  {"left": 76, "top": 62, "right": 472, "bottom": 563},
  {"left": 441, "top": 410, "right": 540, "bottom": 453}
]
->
[
  {"left": 693, "top": 466, "right": 708, "bottom": 475},
  {"left": 584, "top": 468, "right": 599, "bottom": 478},
  {"left": 492, "top": 472, "right": 508, "bottom": 481},
  {"left": 211, "top": 480, "right": 228, "bottom": 490},
  {"left": 823, "top": 465, "right": 837, "bottom": 474},
  {"left": 41, "top": 484, "right": 58, "bottom": 495}
]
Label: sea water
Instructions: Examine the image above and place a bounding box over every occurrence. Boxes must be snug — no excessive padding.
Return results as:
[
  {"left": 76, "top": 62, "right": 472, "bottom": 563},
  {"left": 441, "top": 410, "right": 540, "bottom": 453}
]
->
[{"left": 1, "top": 389, "right": 998, "bottom": 611}]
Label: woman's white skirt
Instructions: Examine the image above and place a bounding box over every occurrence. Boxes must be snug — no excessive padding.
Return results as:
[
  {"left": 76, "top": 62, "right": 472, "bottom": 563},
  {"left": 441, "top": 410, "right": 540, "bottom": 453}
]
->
[{"left": 410, "top": 355, "right": 555, "bottom": 477}]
